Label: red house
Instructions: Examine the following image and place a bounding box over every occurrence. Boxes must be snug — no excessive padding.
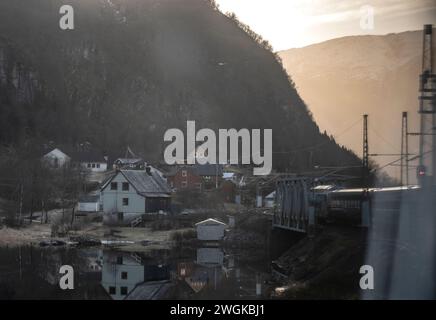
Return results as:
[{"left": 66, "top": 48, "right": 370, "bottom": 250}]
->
[
  {"left": 166, "top": 166, "right": 202, "bottom": 191},
  {"left": 165, "top": 164, "right": 223, "bottom": 191}
]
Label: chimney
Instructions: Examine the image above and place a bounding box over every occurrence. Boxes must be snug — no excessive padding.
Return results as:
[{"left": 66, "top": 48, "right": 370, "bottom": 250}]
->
[{"left": 145, "top": 166, "right": 152, "bottom": 175}]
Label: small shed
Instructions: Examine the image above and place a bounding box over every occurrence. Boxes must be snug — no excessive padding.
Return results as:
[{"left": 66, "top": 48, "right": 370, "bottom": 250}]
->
[
  {"left": 195, "top": 218, "right": 227, "bottom": 241},
  {"left": 78, "top": 195, "right": 100, "bottom": 212}
]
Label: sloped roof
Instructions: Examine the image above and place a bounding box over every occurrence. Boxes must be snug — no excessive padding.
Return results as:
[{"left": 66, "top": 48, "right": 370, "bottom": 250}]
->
[
  {"left": 195, "top": 218, "right": 227, "bottom": 226},
  {"left": 193, "top": 164, "right": 223, "bottom": 176},
  {"left": 42, "top": 148, "right": 70, "bottom": 159},
  {"left": 102, "top": 168, "right": 171, "bottom": 198},
  {"left": 265, "top": 191, "right": 276, "bottom": 199},
  {"left": 122, "top": 170, "right": 170, "bottom": 196},
  {"left": 71, "top": 150, "right": 106, "bottom": 163}
]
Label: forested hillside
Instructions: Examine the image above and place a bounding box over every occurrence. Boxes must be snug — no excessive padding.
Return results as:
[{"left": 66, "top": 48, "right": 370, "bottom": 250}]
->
[{"left": 0, "top": 0, "right": 360, "bottom": 172}]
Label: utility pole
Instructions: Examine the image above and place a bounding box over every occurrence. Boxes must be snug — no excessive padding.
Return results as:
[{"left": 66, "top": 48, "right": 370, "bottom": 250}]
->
[
  {"left": 417, "top": 24, "right": 436, "bottom": 186},
  {"left": 401, "top": 112, "right": 409, "bottom": 186},
  {"left": 362, "top": 114, "right": 369, "bottom": 189}
]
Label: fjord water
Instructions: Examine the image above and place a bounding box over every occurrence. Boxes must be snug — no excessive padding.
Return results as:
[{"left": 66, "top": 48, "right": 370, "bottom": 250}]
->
[{"left": 0, "top": 245, "right": 270, "bottom": 300}]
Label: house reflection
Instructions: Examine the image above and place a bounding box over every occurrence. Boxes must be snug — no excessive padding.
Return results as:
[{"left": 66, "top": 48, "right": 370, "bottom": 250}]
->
[
  {"left": 101, "top": 251, "right": 171, "bottom": 300},
  {"left": 182, "top": 247, "right": 233, "bottom": 293}
]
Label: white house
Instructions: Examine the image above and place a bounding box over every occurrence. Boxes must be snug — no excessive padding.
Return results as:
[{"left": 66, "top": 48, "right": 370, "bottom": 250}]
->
[
  {"left": 100, "top": 167, "right": 171, "bottom": 224},
  {"left": 195, "top": 218, "right": 227, "bottom": 241},
  {"left": 41, "top": 148, "right": 71, "bottom": 168},
  {"left": 72, "top": 150, "right": 108, "bottom": 172}
]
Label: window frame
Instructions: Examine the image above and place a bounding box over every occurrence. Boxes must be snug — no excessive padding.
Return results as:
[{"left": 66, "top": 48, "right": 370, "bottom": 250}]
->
[{"left": 122, "top": 198, "right": 129, "bottom": 206}]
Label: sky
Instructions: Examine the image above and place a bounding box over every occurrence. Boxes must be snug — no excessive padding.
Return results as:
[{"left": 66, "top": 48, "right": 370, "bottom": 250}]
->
[{"left": 215, "top": 0, "right": 436, "bottom": 51}]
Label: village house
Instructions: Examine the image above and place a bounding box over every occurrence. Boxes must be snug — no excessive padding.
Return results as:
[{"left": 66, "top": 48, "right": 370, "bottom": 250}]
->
[
  {"left": 195, "top": 218, "right": 227, "bottom": 241},
  {"left": 100, "top": 166, "right": 171, "bottom": 224},
  {"left": 165, "top": 164, "right": 223, "bottom": 191},
  {"left": 41, "top": 147, "right": 108, "bottom": 173},
  {"left": 195, "top": 164, "right": 223, "bottom": 190},
  {"left": 71, "top": 150, "right": 108, "bottom": 172},
  {"left": 41, "top": 148, "right": 71, "bottom": 168},
  {"left": 165, "top": 165, "right": 201, "bottom": 191}
]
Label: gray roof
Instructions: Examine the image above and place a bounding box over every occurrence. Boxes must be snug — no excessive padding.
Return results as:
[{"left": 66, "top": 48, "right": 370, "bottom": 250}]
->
[
  {"left": 102, "top": 168, "right": 171, "bottom": 198},
  {"left": 194, "top": 164, "right": 223, "bottom": 176},
  {"left": 71, "top": 150, "right": 106, "bottom": 163}
]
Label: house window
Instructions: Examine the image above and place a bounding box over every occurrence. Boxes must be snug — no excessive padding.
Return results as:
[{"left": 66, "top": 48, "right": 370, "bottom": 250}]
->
[
  {"left": 122, "top": 198, "right": 129, "bottom": 206},
  {"left": 87, "top": 163, "right": 91, "bottom": 168},
  {"left": 111, "top": 182, "right": 117, "bottom": 190},
  {"left": 120, "top": 287, "right": 128, "bottom": 295},
  {"left": 97, "top": 163, "right": 100, "bottom": 168},
  {"left": 121, "top": 272, "right": 128, "bottom": 280},
  {"left": 92, "top": 163, "right": 96, "bottom": 168},
  {"left": 181, "top": 181, "right": 187, "bottom": 188},
  {"left": 109, "top": 287, "right": 116, "bottom": 295},
  {"left": 122, "top": 182, "right": 129, "bottom": 191},
  {"left": 182, "top": 170, "right": 187, "bottom": 177},
  {"left": 116, "top": 256, "right": 123, "bottom": 265}
]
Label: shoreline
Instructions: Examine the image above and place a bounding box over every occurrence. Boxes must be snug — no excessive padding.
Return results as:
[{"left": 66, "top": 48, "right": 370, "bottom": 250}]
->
[{"left": 0, "top": 223, "right": 188, "bottom": 251}]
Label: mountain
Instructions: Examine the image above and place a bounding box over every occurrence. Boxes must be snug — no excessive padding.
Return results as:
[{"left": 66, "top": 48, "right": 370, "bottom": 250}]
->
[
  {"left": 278, "top": 30, "right": 433, "bottom": 180},
  {"left": 0, "top": 0, "right": 360, "bottom": 175}
]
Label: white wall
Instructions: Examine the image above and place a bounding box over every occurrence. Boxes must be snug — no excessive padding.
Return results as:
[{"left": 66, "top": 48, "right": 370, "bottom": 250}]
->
[
  {"left": 101, "top": 173, "right": 145, "bottom": 218},
  {"left": 81, "top": 162, "right": 107, "bottom": 172},
  {"left": 78, "top": 202, "right": 99, "bottom": 212},
  {"left": 101, "top": 254, "right": 144, "bottom": 300},
  {"left": 196, "top": 224, "right": 226, "bottom": 241}
]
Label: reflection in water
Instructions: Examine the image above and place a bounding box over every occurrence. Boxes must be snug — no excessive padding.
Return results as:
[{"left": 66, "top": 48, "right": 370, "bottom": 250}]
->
[
  {"left": 183, "top": 248, "right": 224, "bottom": 293},
  {"left": 102, "top": 252, "right": 145, "bottom": 300},
  {"left": 101, "top": 251, "right": 170, "bottom": 300},
  {"left": 0, "top": 245, "right": 268, "bottom": 300}
]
